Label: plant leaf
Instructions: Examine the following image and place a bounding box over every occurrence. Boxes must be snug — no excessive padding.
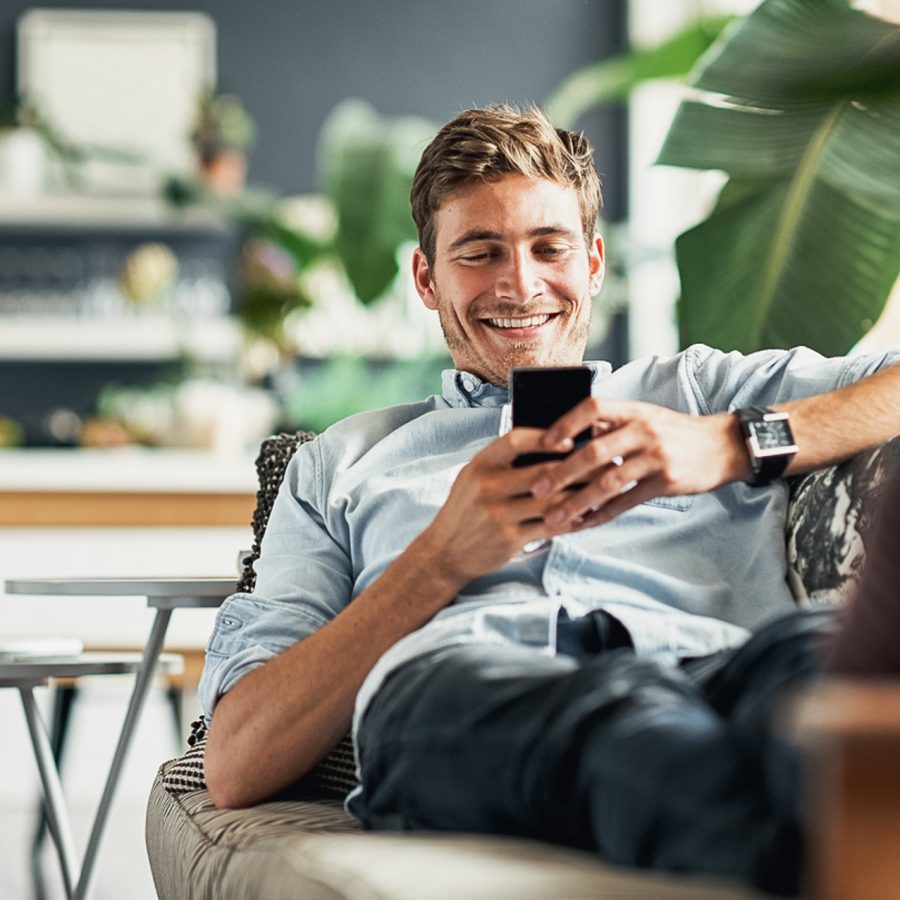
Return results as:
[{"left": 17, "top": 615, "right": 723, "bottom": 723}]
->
[
  {"left": 658, "top": 0, "right": 900, "bottom": 354},
  {"left": 693, "top": 0, "right": 900, "bottom": 105},
  {"left": 318, "top": 99, "right": 436, "bottom": 304},
  {"left": 675, "top": 176, "right": 900, "bottom": 355},
  {"left": 545, "top": 15, "right": 733, "bottom": 128},
  {"left": 658, "top": 100, "right": 828, "bottom": 177}
]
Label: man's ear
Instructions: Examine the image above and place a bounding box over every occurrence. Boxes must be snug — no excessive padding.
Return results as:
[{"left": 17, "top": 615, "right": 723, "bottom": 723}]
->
[
  {"left": 588, "top": 234, "right": 605, "bottom": 295},
  {"left": 412, "top": 248, "right": 437, "bottom": 310}
]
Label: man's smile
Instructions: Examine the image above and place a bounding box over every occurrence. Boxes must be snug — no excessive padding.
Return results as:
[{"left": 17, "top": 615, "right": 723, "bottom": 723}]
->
[{"left": 480, "top": 312, "right": 560, "bottom": 334}]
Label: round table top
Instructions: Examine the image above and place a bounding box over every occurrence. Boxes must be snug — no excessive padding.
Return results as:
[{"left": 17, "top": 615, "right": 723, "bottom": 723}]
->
[{"left": 3, "top": 577, "right": 236, "bottom": 608}]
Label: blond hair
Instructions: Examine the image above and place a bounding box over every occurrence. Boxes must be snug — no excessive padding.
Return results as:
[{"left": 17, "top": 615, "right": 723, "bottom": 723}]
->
[{"left": 411, "top": 104, "right": 602, "bottom": 264}]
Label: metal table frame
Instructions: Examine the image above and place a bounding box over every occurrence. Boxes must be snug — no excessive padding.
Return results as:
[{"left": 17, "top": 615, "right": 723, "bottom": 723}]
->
[{"left": 3, "top": 577, "right": 234, "bottom": 900}]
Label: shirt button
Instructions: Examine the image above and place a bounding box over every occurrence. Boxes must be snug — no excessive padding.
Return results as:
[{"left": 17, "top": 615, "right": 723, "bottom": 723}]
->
[{"left": 461, "top": 375, "right": 477, "bottom": 392}]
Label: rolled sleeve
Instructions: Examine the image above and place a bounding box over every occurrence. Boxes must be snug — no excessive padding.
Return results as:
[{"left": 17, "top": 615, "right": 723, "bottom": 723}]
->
[
  {"left": 198, "top": 437, "right": 354, "bottom": 721},
  {"left": 683, "top": 344, "right": 900, "bottom": 413},
  {"left": 198, "top": 591, "right": 333, "bottom": 720}
]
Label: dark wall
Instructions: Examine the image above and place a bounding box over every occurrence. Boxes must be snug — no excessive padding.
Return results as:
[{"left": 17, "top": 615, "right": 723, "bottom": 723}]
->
[{"left": 0, "top": 0, "right": 628, "bottom": 217}]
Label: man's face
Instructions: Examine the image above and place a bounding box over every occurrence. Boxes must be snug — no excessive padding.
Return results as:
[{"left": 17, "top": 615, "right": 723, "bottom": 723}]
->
[{"left": 413, "top": 174, "right": 604, "bottom": 387}]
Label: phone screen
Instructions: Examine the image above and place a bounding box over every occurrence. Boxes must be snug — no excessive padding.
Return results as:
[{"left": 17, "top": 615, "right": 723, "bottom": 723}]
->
[{"left": 510, "top": 366, "right": 592, "bottom": 467}]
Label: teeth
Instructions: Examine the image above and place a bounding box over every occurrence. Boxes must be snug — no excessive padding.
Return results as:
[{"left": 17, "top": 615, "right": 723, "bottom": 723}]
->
[{"left": 486, "top": 314, "right": 552, "bottom": 329}]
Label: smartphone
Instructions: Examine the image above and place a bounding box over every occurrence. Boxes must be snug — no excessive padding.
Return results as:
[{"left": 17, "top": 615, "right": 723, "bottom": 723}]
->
[{"left": 510, "top": 366, "right": 592, "bottom": 467}]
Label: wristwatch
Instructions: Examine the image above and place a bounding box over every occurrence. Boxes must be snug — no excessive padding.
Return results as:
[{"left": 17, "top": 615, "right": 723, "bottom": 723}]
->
[{"left": 734, "top": 406, "right": 798, "bottom": 487}]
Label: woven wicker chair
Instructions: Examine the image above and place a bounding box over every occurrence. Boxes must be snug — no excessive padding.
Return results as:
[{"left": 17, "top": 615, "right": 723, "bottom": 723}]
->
[{"left": 145, "top": 433, "right": 900, "bottom": 899}]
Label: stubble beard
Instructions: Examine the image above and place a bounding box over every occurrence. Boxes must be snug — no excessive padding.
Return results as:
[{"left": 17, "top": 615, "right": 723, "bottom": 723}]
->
[{"left": 435, "top": 298, "right": 592, "bottom": 388}]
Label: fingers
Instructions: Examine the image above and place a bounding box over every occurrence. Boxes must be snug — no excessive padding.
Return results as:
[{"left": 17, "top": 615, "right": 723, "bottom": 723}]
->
[
  {"left": 541, "top": 450, "right": 658, "bottom": 528},
  {"left": 541, "top": 396, "right": 636, "bottom": 450},
  {"left": 567, "top": 476, "right": 668, "bottom": 531},
  {"left": 531, "top": 419, "right": 651, "bottom": 500},
  {"left": 478, "top": 427, "right": 551, "bottom": 466}
]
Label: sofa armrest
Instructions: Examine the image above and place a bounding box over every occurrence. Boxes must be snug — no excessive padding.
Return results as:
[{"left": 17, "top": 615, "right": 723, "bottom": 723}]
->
[{"left": 786, "top": 436, "right": 900, "bottom": 606}]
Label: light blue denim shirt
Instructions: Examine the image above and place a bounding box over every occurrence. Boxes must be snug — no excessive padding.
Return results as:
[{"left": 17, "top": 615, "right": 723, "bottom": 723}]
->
[{"left": 199, "top": 344, "right": 900, "bottom": 745}]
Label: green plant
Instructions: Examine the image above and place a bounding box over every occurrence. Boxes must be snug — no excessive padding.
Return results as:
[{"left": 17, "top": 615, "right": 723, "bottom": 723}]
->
[
  {"left": 238, "top": 239, "right": 313, "bottom": 353},
  {"left": 317, "top": 99, "right": 437, "bottom": 304},
  {"left": 166, "top": 98, "right": 436, "bottom": 316},
  {"left": 281, "top": 354, "right": 450, "bottom": 433},
  {"left": 545, "top": 15, "right": 732, "bottom": 128},
  {"left": 657, "top": 0, "right": 900, "bottom": 355},
  {"left": 191, "top": 92, "right": 256, "bottom": 164}
]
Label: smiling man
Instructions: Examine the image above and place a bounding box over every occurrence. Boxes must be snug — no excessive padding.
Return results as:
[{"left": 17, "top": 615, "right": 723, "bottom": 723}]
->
[
  {"left": 414, "top": 174, "right": 603, "bottom": 385},
  {"left": 199, "top": 105, "right": 900, "bottom": 896}
]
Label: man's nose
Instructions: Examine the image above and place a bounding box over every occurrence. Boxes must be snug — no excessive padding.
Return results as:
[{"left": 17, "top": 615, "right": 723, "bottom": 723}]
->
[{"left": 495, "top": 249, "right": 542, "bottom": 300}]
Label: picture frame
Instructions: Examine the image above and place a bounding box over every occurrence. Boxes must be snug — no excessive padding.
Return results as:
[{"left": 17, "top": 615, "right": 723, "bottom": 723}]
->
[{"left": 17, "top": 9, "right": 216, "bottom": 194}]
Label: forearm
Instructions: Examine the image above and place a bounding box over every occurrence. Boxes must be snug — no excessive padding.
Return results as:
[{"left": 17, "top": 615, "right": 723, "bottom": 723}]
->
[
  {"left": 530, "top": 361, "right": 900, "bottom": 528},
  {"left": 697, "top": 364, "right": 900, "bottom": 489},
  {"left": 205, "top": 528, "right": 462, "bottom": 809},
  {"left": 778, "top": 362, "right": 900, "bottom": 475}
]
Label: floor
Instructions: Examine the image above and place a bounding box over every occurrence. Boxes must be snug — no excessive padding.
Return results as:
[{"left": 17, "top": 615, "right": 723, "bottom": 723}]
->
[{"left": 0, "top": 677, "right": 196, "bottom": 900}]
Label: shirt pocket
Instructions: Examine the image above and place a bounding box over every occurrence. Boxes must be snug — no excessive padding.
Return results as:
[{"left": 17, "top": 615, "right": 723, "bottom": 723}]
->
[{"left": 642, "top": 495, "right": 694, "bottom": 512}]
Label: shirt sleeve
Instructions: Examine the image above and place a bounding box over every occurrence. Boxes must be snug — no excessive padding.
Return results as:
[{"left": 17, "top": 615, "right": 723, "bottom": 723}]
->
[
  {"left": 682, "top": 344, "right": 900, "bottom": 413},
  {"left": 198, "top": 437, "right": 353, "bottom": 720}
]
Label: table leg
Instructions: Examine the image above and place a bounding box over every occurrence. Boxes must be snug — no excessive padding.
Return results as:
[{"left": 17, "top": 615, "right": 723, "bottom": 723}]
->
[
  {"left": 20, "top": 685, "right": 79, "bottom": 900},
  {"left": 32, "top": 683, "right": 79, "bottom": 900},
  {"left": 74, "top": 607, "right": 173, "bottom": 900}
]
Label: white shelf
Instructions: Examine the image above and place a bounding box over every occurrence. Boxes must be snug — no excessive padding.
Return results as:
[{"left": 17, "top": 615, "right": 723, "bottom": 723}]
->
[
  {"left": 0, "top": 315, "right": 242, "bottom": 361},
  {"left": 0, "top": 193, "right": 227, "bottom": 232}
]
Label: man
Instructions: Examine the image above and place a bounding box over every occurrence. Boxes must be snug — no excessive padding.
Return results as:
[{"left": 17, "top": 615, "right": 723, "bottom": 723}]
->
[{"left": 199, "top": 105, "right": 900, "bottom": 895}]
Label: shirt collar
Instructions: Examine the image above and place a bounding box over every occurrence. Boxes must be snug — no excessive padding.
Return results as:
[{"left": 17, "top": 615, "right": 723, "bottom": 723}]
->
[{"left": 440, "top": 361, "right": 613, "bottom": 409}]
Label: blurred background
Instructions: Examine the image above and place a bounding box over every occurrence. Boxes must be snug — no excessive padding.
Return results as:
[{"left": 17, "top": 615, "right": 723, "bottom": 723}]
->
[
  {"left": 0, "top": 0, "right": 634, "bottom": 451},
  {"left": 1, "top": 1, "right": 898, "bottom": 897}
]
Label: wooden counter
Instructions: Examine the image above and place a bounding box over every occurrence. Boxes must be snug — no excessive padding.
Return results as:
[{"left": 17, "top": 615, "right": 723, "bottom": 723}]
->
[{"left": 0, "top": 448, "right": 257, "bottom": 527}]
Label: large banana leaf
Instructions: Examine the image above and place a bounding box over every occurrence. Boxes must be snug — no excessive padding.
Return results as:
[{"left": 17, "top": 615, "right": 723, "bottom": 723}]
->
[
  {"left": 317, "top": 99, "right": 436, "bottom": 304},
  {"left": 545, "top": 15, "right": 732, "bottom": 128},
  {"left": 657, "top": 0, "right": 900, "bottom": 355}
]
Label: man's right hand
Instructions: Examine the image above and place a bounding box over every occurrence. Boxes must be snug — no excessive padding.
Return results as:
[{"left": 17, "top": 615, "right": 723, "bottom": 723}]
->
[
  {"left": 416, "top": 428, "right": 572, "bottom": 589},
  {"left": 206, "top": 429, "right": 571, "bottom": 809}
]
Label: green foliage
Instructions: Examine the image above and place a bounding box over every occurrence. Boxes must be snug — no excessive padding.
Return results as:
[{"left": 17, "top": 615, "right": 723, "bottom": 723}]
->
[
  {"left": 546, "top": 15, "right": 732, "bottom": 128},
  {"left": 657, "top": 0, "right": 900, "bottom": 355},
  {"left": 191, "top": 92, "right": 256, "bottom": 163},
  {"left": 237, "top": 240, "right": 313, "bottom": 351},
  {"left": 318, "top": 99, "right": 436, "bottom": 304},
  {"left": 281, "top": 355, "right": 451, "bottom": 434}
]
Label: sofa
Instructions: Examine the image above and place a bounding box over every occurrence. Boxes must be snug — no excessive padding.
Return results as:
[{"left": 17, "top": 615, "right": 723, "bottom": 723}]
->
[{"left": 145, "top": 431, "right": 900, "bottom": 899}]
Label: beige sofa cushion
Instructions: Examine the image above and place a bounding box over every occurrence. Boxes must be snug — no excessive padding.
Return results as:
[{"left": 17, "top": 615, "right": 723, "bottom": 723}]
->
[{"left": 147, "top": 760, "right": 764, "bottom": 900}]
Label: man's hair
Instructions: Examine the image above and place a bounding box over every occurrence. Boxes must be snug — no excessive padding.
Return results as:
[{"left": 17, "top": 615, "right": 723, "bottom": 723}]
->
[{"left": 410, "top": 104, "right": 602, "bottom": 264}]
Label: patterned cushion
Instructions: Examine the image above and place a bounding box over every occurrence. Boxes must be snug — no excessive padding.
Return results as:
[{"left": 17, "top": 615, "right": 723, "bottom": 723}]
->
[
  {"left": 786, "top": 437, "right": 900, "bottom": 607},
  {"left": 161, "top": 431, "right": 359, "bottom": 801},
  {"left": 162, "top": 718, "right": 359, "bottom": 800}
]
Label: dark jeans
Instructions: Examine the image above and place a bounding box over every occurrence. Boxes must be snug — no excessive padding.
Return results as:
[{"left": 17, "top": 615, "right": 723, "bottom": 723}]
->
[{"left": 349, "top": 609, "right": 836, "bottom": 897}]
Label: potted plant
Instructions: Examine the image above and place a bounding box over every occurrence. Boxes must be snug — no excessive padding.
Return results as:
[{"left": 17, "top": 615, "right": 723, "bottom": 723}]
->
[{"left": 190, "top": 92, "right": 256, "bottom": 196}]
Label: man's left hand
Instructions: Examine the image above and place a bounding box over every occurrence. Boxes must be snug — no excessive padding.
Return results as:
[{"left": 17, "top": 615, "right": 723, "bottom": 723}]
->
[{"left": 531, "top": 397, "right": 748, "bottom": 531}]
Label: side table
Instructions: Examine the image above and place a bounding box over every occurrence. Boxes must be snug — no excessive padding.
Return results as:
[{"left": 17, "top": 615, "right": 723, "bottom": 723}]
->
[{"left": 3, "top": 577, "right": 235, "bottom": 900}]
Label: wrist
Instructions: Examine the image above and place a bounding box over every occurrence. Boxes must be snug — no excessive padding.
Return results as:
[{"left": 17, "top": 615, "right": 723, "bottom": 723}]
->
[
  {"left": 406, "top": 527, "right": 469, "bottom": 599},
  {"left": 718, "top": 412, "right": 754, "bottom": 485}
]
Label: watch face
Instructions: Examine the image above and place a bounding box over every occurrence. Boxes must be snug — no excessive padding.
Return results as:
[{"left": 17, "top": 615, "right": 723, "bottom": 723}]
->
[{"left": 749, "top": 419, "right": 794, "bottom": 453}]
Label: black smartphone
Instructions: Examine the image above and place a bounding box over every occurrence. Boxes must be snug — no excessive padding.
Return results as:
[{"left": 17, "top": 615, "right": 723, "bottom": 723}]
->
[{"left": 510, "top": 366, "right": 592, "bottom": 467}]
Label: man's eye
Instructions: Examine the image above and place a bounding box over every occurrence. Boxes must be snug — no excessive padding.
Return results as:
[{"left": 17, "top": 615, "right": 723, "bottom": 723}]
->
[
  {"left": 462, "top": 251, "right": 495, "bottom": 262},
  {"left": 538, "top": 245, "right": 570, "bottom": 258}
]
